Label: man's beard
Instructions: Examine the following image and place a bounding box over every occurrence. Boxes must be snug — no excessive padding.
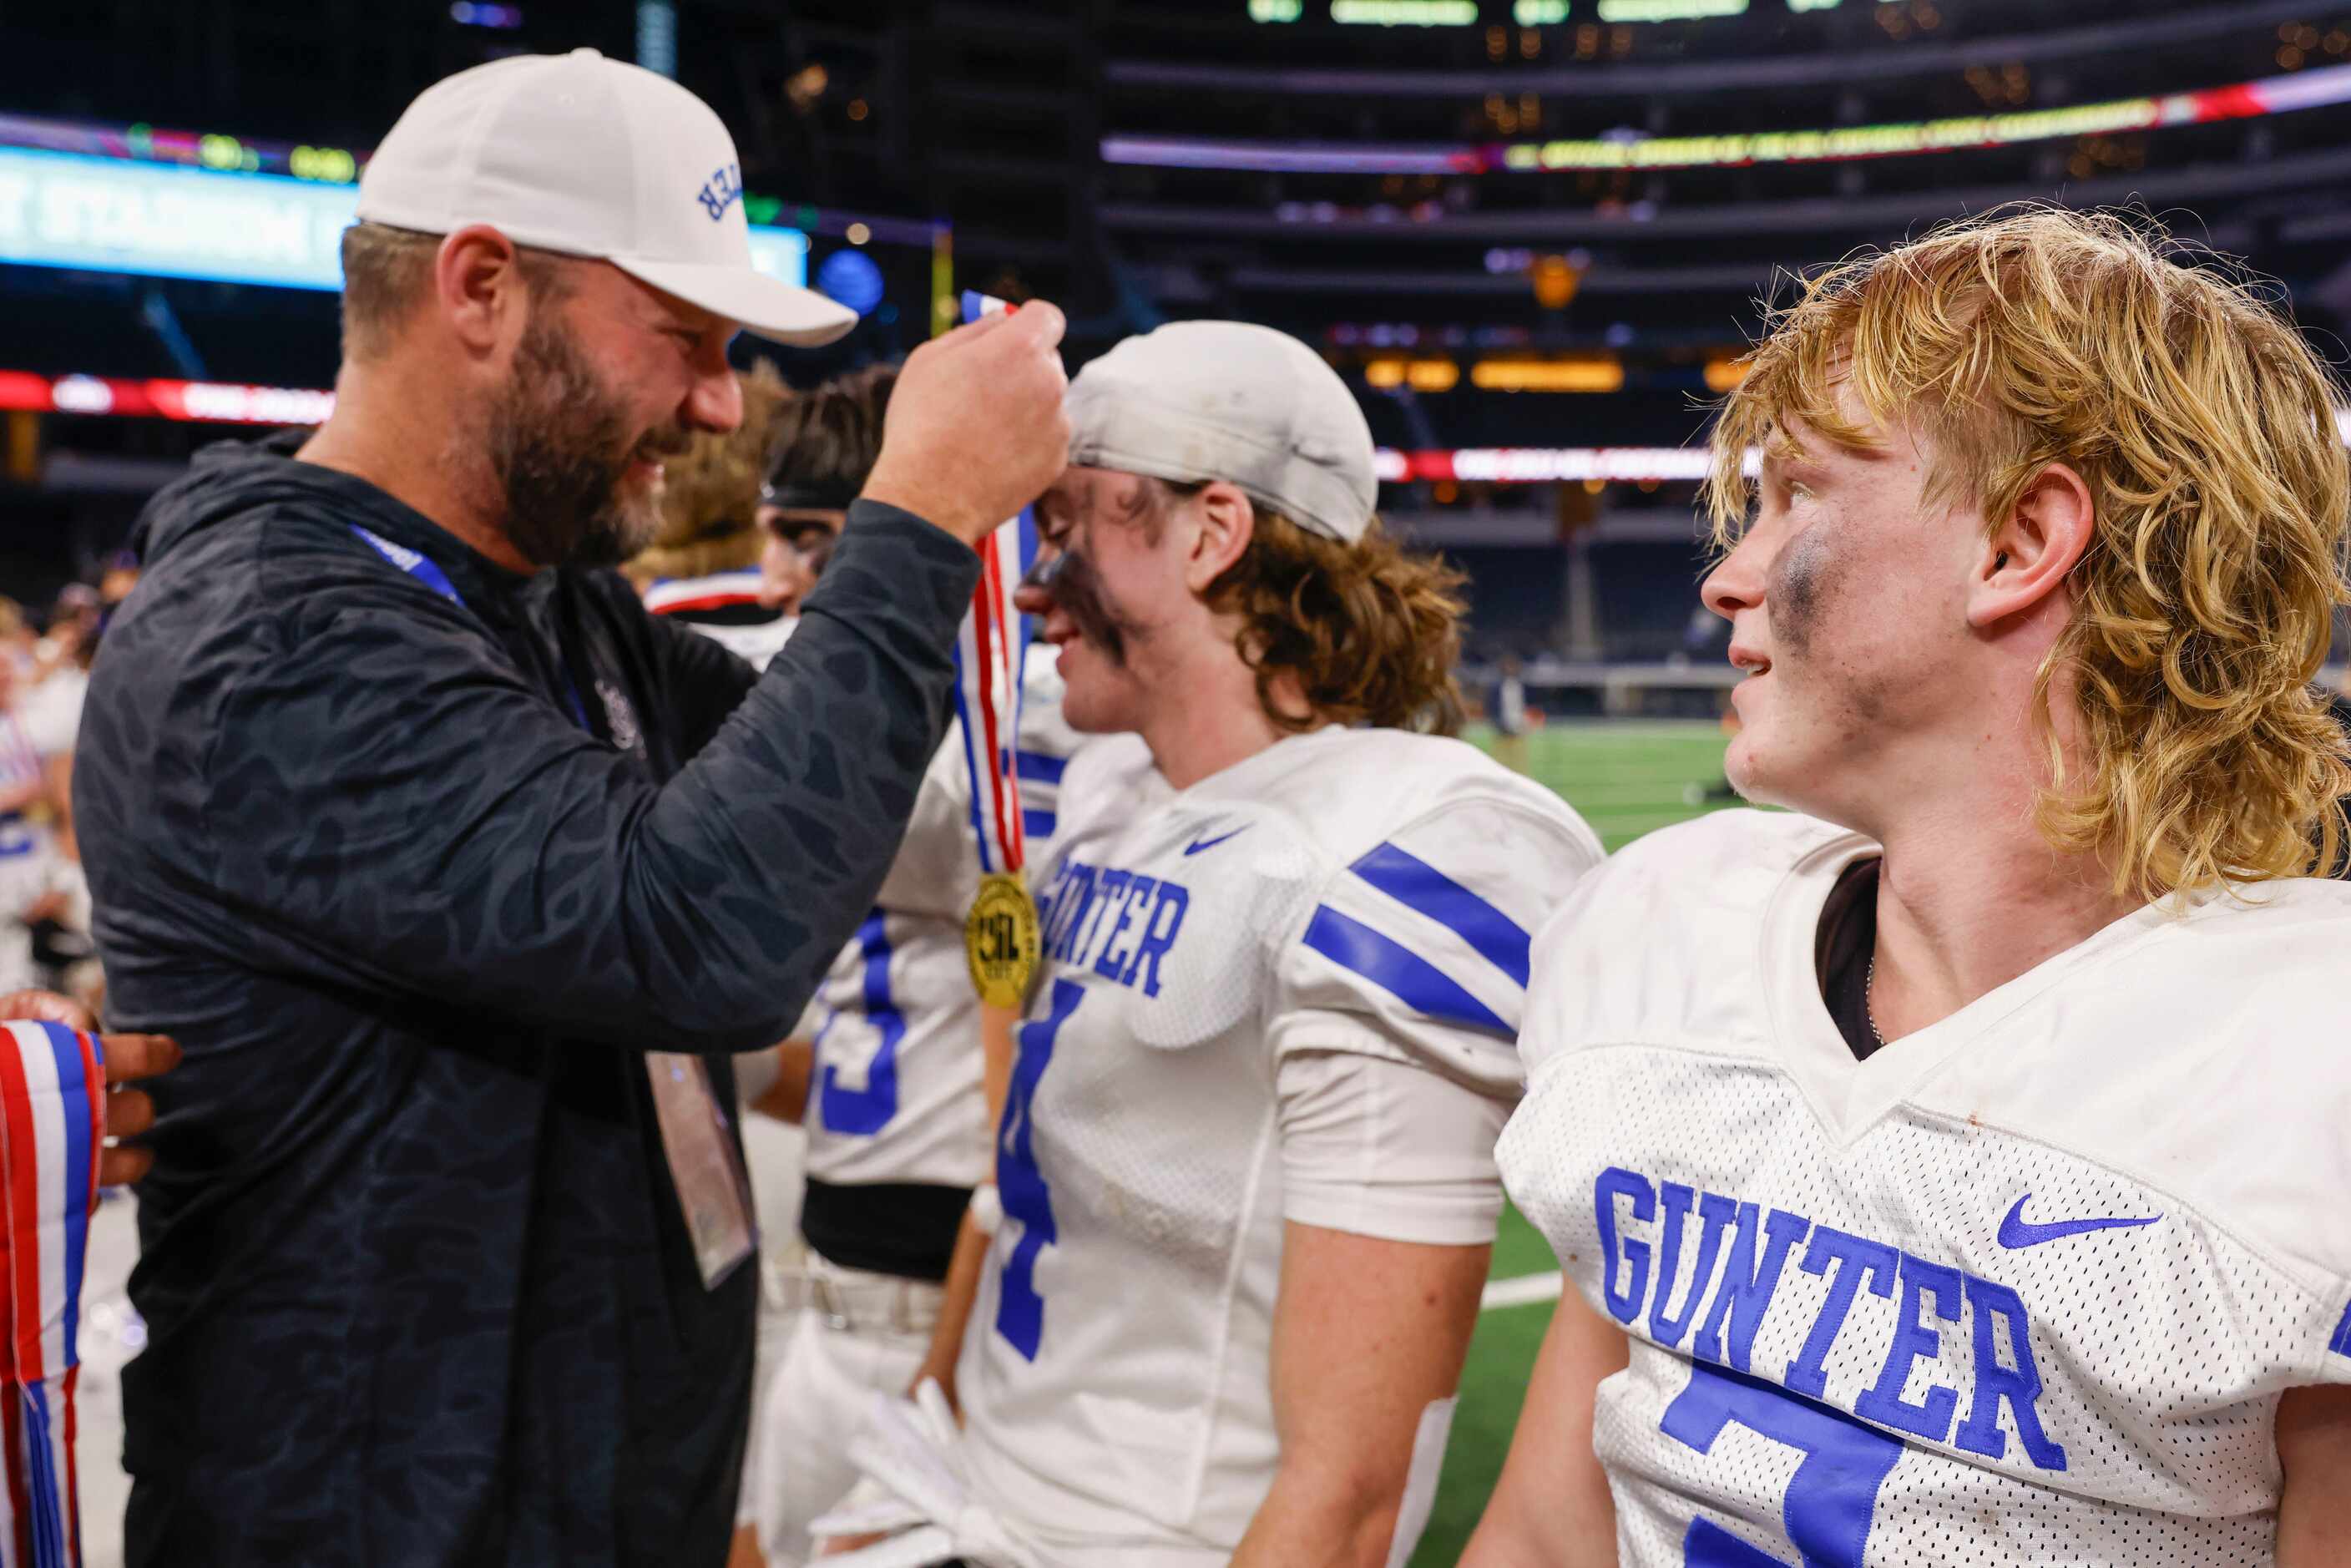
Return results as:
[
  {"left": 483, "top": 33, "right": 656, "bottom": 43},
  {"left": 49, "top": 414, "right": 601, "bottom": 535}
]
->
[{"left": 487, "top": 312, "right": 686, "bottom": 569}]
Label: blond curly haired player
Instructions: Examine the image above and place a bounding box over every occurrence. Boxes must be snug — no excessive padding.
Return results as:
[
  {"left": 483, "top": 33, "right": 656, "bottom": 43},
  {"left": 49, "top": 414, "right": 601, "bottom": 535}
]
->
[{"left": 1466, "top": 207, "right": 2351, "bottom": 1566}]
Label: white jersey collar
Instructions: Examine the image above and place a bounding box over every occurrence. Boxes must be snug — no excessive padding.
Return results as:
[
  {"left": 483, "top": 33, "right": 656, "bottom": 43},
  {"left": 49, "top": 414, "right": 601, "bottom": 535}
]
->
[{"left": 1757, "top": 825, "right": 2187, "bottom": 1149}]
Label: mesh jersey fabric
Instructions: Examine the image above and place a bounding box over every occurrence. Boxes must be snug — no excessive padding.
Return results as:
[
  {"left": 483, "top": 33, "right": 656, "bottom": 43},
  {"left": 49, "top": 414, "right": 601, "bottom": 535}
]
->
[
  {"left": 956, "top": 725, "right": 1603, "bottom": 1563},
  {"left": 1501, "top": 808, "right": 2351, "bottom": 1566}
]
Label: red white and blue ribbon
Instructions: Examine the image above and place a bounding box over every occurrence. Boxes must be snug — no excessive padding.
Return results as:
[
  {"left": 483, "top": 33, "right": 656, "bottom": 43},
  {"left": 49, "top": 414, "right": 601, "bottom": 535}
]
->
[
  {"left": 951, "top": 291, "right": 1043, "bottom": 879},
  {"left": 0, "top": 1021, "right": 102, "bottom": 1568}
]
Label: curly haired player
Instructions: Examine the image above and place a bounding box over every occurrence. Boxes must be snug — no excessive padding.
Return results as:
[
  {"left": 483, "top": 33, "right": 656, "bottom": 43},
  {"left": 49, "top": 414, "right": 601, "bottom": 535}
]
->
[
  {"left": 1467, "top": 207, "right": 2351, "bottom": 1566},
  {"left": 821, "top": 322, "right": 1602, "bottom": 1568}
]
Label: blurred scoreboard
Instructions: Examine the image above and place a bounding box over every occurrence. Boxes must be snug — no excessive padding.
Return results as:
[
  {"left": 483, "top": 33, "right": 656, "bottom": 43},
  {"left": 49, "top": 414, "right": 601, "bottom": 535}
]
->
[{"left": 0, "top": 111, "right": 948, "bottom": 376}]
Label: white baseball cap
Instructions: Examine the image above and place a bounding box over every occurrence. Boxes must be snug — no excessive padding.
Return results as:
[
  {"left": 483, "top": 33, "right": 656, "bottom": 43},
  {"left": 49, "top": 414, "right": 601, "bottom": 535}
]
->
[
  {"left": 356, "top": 48, "right": 856, "bottom": 346},
  {"left": 1065, "top": 321, "right": 1379, "bottom": 543}
]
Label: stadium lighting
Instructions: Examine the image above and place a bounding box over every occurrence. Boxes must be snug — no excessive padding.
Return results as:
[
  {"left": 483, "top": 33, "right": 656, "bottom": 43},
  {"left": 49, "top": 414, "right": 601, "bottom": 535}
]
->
[
  {"left": 1470, "top": 357, "right": 1625, "bottom": 392},
  {"left": 1702, "top": 356, "right": 1751, "bottom": 392},
  {"left": 447, "top": 2, "right": 524, "bottom": 27},
  {"left": 0, "top": 371, "right": 335, "bottom": 425},
  {"left": 1246, "top": 0, "right": 1305, "bottom": 18},
  {"left": 1102, "top": 62, "right": 2351, "bottom": 175},
  {"left": 1597, "top": 0, "right": 1747, "bottom": 20},
  {"left": 1385, "top": 447, "right": 1725, "bottom": 483},
  {"left": 0, "top": 146, "right": 811, "bottom": 292},
  {"left": 1331, "top": 0, "right": 1481, "bottom": 23},
  {"left": 13, "top": 377, "right": 2347, "bottom": 493},
  {"left": 0, "top": 112, "right": 359, "bottom": 185}
]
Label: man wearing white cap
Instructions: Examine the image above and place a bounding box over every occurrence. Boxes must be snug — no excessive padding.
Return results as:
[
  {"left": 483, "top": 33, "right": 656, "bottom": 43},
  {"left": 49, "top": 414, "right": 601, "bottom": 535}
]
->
[
  {"left": 817, "top": 323, "right": 1602, "bottom": 1567},
  {"left": 73, "top": 50, "right": 1067, "bottom": 1568}
]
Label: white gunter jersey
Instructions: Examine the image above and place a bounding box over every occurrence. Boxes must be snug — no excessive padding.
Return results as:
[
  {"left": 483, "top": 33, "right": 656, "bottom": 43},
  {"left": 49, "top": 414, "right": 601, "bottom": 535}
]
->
[
  {"left": 959, "top": 726, "right": 1603, "bottom": 1565},
  {"left": 1500, "top": 809, "right": 2351, "bottom": 1567},
  {"left": 804, "top": 645, "right": 1083, "bottom": 1190}
]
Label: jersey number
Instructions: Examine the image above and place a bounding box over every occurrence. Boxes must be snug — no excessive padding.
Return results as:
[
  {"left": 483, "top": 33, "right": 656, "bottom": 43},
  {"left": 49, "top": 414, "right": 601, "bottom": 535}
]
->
[
  {"left": 817, "top": 912, "right": 904, "bottom": 1135},
  {"left": 1661, "top": 1363, "right": 1902, "bottom": 1568},
  {"left": 993, "top": 978, "right": 1083, "bottom": 1361}
]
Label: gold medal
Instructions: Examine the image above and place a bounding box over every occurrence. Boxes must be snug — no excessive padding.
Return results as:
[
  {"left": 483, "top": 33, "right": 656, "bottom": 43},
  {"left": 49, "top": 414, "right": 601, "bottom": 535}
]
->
[{"left": 965, "top": 871, "right": 1041, "bottom": 1008}]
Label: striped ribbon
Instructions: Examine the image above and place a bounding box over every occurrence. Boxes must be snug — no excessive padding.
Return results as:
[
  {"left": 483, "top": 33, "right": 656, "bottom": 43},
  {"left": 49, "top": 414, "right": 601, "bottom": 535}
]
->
[
  {"left": 0, "top": 1020, "right": 102, "bottom": 1568},
  {"left": 950, "top": 290, "right": 1043, "bottom": 879}
]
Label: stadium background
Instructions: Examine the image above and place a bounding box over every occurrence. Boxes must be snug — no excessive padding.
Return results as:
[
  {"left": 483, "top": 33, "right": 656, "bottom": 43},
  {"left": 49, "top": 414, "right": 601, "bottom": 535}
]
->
[{"left": 3, "top": 2, "right": 2349, "bottom": 1563}]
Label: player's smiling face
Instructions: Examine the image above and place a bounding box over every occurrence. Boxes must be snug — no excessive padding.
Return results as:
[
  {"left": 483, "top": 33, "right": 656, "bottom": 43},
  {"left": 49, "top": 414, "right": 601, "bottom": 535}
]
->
[
  {"left": 1019, "top": 467, "right": 1196, "bottom": 735},
  {"left": 1698, "top": 399, "right": 1984, "bottom": 827}
]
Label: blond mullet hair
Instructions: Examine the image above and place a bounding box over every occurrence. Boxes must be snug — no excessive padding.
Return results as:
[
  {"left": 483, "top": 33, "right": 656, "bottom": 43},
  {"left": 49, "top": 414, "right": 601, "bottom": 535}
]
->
[{"left": 1704, "top": 205, "right": 2351, "bottom": 901}]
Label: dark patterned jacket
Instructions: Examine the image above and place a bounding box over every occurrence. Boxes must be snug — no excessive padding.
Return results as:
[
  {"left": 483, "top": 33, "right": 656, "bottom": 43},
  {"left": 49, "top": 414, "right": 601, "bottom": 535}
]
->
[{"left": 76, "top": 437, "right": 978, "bottom": 1566}]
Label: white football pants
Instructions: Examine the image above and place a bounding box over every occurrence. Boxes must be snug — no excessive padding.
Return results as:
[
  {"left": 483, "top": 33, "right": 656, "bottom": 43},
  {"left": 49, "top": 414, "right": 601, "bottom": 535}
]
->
[{"left": 749, "top": 1284, "right": 938, "bottom": 1566}]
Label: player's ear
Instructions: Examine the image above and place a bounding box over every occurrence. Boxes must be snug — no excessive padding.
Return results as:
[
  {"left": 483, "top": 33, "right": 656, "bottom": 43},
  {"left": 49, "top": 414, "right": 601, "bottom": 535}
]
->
[
  {"left": 1184, "top": 481, "right": 1256, "bottom": 594},
  {"left": 1966, "top": 460, "right": 2092, "bottom": 631}
]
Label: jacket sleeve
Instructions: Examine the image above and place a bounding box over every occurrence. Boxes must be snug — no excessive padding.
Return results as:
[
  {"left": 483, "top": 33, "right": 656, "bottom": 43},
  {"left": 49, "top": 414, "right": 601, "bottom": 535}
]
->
[
  {"left": 202, "top": 503, "right": 978, "bottom": 1052},
  {"left": 632, "top": 589, "right": 761, "bottom": 759}
]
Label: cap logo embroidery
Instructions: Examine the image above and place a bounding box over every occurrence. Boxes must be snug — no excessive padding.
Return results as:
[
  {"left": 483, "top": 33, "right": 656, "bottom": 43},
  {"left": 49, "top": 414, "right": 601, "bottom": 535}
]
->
[{"left": 695, "top": 162, "right": 742, "bottom": 221}]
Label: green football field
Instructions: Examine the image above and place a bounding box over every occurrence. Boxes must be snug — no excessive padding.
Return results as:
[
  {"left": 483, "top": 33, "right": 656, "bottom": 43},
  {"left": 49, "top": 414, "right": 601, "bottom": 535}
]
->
[{"left": 1411, "top": 720, "right": 1737, "bottom": 1566}]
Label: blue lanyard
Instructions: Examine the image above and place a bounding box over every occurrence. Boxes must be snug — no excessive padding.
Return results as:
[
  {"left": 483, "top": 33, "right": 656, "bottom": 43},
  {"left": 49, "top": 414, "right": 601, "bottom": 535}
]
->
[
  {"left": 350, "top": 524, "right": 594, "bottom": 733},
  {"left": 350, "top": 524, "right": 462, "bottom": 606}
]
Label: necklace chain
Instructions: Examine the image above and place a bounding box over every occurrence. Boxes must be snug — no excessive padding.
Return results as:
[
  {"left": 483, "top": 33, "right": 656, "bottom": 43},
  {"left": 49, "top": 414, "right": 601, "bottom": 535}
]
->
[{"left": 1864, "top": 954, "right": 1886, "bottom": 1048}]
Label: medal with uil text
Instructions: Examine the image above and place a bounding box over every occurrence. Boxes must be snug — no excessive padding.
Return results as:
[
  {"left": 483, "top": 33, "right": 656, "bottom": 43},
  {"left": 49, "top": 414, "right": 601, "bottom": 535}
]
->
[
  {"left": 965, "top": 871, "right": 1040, "bottom": 1008},
  {"left": 953, "top": 290, "right": 1042, "bottom": 1003},
  {"left": 956, "top": 290, "right": 1046, "bottom": 1146}
]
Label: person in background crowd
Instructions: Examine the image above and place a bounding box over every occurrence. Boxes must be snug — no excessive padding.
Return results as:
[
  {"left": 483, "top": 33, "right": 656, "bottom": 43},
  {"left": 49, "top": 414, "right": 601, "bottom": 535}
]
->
[
  {"left": 0, "top": 586, "right": 92, "bottom": 1001},
  {"left": 95, "top": 549, "right": 140, "bottom": 640},
  {"left": 630, "top": 358, "right": 799, "bottom": 671},
  {"left": 754, "top": 362, "right": 898, "bottom": 622},
  {"left": 1487, "top": 650, "right": 1531, "bottom": 775},
  {"left": 724, "top": 357, "right": 903, "bottom": 1568},
  {"left": 0, "top": 647, "right": 65, "bottom": 996},
  {"left": 729, "top": 356, "right": 1079, "bottom": 1568},
  {"left": 0, "top": 599, "right": 29, "bottom": 669},
  {"left": 74, "top": 48, "right": 1069, "bottom": 1568},
  {"left": 23, "top": 589, "right": 94, "bottom": 777},
  {"left": 21, "top": 590, "right": 98, "bottom": 995},
  {"left": 624, "top": 352, "right": 822, "bottom": 1565}
]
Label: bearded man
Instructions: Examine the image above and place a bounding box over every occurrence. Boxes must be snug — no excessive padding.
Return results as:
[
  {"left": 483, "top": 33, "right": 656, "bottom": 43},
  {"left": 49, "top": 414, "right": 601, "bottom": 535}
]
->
[{"left": 72, "top": 50, "right": 1069, "bottom": 1568}]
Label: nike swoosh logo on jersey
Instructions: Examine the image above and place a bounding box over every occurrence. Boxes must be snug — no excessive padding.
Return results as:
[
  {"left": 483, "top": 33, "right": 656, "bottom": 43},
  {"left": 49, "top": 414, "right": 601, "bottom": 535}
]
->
[
  {"left": 1182, "top": 826, "right": 1251, "bottom": 856},
  {"left": 1996, "top": 1194, "right": 2161, "bottom": 1250}
]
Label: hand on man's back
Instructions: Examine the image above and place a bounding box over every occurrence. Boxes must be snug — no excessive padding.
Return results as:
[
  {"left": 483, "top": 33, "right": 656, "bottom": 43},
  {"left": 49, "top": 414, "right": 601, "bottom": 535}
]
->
[{"left": 861, "top": 301, "right": 1072, "bottom": 547}]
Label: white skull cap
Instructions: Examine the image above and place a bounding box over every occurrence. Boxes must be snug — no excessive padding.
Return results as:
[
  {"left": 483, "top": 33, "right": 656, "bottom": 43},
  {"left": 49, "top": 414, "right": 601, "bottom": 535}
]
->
[{"left": 1064, "top": 321, "right": 1378, "bottom": 543}]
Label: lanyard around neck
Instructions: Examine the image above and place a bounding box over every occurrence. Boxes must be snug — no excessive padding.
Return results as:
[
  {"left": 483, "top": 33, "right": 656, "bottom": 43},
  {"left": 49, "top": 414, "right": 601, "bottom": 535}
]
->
[
  {"left": 349, "top": 524, "right": 594, "bottom": 734},
  {"left": 350, "top": 524, "right": 463, "bottom": 606}
]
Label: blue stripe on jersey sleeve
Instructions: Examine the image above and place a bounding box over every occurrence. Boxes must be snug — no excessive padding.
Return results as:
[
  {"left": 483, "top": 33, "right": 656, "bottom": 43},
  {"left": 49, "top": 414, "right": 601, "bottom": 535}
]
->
[
  {"left": 1015, "top": 750, "right": 1068, "bottom": 785},
  {"left": 2331, "top": 1297, "right": 2351, "bottom": 1360},
  {"left": 1301, "top": 904, "right": 1511, "bottom": 1035},
  {"left": 1347, "top": 841, "right": 1532, "bottom": 988},
  {"left": 1023, "top": 807, "right": 1057, "bottom": 841}
]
